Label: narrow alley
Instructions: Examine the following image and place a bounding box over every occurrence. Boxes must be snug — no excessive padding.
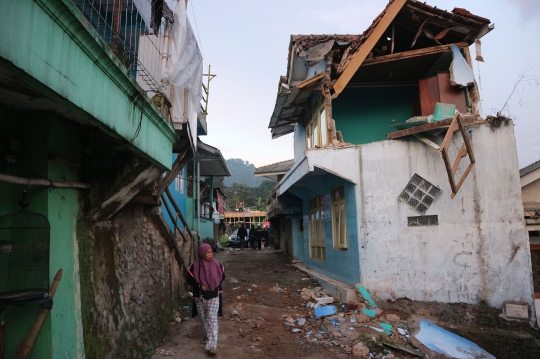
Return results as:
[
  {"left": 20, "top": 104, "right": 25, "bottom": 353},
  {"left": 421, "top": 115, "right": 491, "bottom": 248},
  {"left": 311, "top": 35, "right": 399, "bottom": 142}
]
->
[
  {"left": 152, "top": 248, "right": 540, "bottom": 359},
  {"left": 151, "top": 248, "right": 345, "bottom": 359}
]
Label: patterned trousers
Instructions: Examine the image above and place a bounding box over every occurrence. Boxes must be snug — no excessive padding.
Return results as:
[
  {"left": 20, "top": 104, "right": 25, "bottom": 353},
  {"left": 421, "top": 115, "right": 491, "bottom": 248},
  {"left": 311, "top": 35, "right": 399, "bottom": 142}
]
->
[{"left": 195, "top": 296, "right": 220, "bottom": 350}]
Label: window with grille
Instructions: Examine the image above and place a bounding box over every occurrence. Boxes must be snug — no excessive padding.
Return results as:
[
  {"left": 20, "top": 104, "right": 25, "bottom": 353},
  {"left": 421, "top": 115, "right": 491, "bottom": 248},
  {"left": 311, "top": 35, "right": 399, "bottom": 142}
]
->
[
  {"left": 408, "top": 215, "right": 439, "bottom": 227},
  {"left": 309, "top": 195, "right": 325, "bottom": 261},
  {"left": 399, "top": 174, "right": 441, "bottom": 213},
  {"left": 332, "top": 186, "right": 347, "bottom": 249}
]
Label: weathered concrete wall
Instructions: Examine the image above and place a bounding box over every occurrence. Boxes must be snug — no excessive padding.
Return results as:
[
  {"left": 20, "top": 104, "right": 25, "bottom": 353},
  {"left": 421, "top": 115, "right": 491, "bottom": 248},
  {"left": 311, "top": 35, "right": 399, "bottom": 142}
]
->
[
  {"left": 356, "top": 123, "right": 534, "bottom": 309},
  {"left": 78, "top": 205, "right": 187, "bottom": 359}
]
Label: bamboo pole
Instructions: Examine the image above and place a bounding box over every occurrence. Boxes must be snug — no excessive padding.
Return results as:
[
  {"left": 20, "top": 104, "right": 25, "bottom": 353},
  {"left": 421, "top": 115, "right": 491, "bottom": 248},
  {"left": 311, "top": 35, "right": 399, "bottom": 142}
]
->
[
  {"left": 0, "top": 173, "right": 89, "bottom": 189},
  {"left": 16, "top": 269, "right": 63, "bottom": 359}
]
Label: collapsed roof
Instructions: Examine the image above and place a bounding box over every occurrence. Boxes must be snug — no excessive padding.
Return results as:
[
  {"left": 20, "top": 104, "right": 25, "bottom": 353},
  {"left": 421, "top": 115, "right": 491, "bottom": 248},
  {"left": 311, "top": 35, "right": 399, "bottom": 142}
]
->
[{"left": 269, "top": 0, "right": 493, "bottom": 138}]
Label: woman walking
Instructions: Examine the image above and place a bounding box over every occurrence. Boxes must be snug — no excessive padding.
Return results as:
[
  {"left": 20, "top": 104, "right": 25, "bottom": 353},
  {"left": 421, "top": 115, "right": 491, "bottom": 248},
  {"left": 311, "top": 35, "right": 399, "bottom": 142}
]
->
[{"left": 187, "top": 243, "right": 225, "bottom": 355}]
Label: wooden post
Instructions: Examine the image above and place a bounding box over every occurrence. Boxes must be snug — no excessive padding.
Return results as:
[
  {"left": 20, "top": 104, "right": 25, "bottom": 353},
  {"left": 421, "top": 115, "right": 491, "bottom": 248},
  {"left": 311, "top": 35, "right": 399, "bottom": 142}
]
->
[
  {"left": 112, "top": 0, "right": 122, "bottom": 42},
  {"left": 16, "top": 270, "right": 63, "bottom": 359}
]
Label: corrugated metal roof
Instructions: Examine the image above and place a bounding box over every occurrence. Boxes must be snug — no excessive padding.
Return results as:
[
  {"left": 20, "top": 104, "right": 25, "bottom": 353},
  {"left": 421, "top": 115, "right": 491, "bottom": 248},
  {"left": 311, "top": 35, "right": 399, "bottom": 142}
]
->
[{"left": 196, "top": 140, "right": 231, "bottom": 177}]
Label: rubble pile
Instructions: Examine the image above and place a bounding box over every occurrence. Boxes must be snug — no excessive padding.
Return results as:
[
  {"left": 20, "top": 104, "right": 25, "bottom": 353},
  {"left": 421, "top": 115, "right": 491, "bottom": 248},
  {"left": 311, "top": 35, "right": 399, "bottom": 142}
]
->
[{"left": 277, "top": 285, "right": 424, "bottom": 358}]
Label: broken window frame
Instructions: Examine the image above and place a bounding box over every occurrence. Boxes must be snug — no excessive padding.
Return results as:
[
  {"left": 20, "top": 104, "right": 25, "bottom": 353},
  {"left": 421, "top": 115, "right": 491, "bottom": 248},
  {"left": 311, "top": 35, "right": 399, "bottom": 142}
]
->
[
  {"left": 309, "top": 195, "right": 325, "bottom": 261},
  {"left": 439, "top": 112, "right": 475, "bottom": 199},
  {"left": 331, "top": 186, "right": 347, "bottom": 249},
  {"left": 305, "top": 97, "right": 327, "bottom": 149}
]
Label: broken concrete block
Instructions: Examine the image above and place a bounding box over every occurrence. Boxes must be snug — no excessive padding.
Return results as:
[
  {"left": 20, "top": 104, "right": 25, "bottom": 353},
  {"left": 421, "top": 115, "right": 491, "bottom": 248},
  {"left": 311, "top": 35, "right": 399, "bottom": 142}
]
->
[
  {"left": 504, "top": 302, "right": 529, "bottom": 319},
  {"left": 315, "top": 296, "right": 334, "bottom": 305},
  {"left": 355, "top": 313, "right": 371, "bottom": 323},
  {"left": 352, "top": 342, "right": 370, "bottom": 357},
  {"left": 315, "top": 305, "right": 337, "bottom": 318},
  {"left": 385, "top": 313, "right": 400, "bottom": 322}
]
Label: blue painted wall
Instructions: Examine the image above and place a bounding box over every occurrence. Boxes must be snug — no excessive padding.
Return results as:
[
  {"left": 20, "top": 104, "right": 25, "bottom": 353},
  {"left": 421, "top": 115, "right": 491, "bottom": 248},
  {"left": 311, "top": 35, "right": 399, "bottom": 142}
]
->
[
  {"left": 293, "top": 174, "right": 360, "bottom": 286},
  {"left": 333, "top": 85, "right": 419, "bottom": 145},
  {"left": 163, "top": 154, "right": 187, "bottom": 231}
]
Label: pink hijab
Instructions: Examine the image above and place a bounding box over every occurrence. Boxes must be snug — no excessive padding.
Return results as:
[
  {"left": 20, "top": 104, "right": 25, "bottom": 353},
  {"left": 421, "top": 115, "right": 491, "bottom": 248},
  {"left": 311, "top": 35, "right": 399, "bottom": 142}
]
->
[{"left": 193, "top": 243, "right": 223, "bottom": 291}]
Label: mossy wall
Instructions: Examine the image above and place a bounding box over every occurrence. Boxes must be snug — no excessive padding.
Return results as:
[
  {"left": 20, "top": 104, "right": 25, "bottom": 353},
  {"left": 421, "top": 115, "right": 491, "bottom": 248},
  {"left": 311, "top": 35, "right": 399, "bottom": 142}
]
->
[{"left": 77, "top": 204, "right": 186, "bottom": 359}]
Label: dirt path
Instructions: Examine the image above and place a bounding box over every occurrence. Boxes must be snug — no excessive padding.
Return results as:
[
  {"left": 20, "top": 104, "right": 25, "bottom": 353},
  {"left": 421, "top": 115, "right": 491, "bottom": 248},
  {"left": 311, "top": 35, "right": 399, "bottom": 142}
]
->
[
  {"left": 152, "top": 248, "right": 540, "bottom": 359},
  {"left": 151, "top": 248, "right": 347, "bottom": 359}
]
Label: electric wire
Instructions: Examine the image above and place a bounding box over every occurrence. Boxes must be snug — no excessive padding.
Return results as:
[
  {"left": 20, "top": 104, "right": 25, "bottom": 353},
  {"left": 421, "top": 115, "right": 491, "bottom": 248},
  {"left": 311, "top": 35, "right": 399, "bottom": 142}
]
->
[{"left": 189, "top": 0, "right": 207, "bottom": 66}]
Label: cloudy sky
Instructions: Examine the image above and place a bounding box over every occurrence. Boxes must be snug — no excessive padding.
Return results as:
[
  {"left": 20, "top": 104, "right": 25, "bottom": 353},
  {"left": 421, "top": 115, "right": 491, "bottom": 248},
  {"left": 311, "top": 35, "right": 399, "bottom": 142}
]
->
[{"left": 186, "top": 0, "right": 540, "bottom": 169}]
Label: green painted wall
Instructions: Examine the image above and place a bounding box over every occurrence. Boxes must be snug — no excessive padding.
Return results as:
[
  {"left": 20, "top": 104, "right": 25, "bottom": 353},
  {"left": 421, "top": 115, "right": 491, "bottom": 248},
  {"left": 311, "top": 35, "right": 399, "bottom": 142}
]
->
[
  {"left": 0, "top": 113, "right": 84, "bottom": 359},
  {"left": 0, "top": 0, "right": 176, "bottom": 170},
  {"left": 332, "top": 85, "right": 419, "bottom": 144}
]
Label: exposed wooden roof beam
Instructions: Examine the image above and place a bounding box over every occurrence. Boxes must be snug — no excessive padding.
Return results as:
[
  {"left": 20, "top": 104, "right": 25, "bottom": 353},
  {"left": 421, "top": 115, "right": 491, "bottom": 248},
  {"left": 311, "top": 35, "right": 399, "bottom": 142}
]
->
[
  {"left": 332, "top": 0, "right": 407, "bottom": 98},
  {"left": 362, "top": 42, "right": 468, "bottom": 67}
]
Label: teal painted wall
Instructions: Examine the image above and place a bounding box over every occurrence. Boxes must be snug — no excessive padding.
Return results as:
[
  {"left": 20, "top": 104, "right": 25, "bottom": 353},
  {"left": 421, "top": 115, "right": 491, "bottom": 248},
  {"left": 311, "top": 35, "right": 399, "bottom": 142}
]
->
[
  {"left": 0, "top": 113, "right": 84, "bottom": 359},
  {"left": 332, "top": 85, "right": 419, "bottom": 145},
  {"left": 0, "top": 0, "right": 175, "bottom": 169},
  {"left": 199, "top": 219, "right": 214, "bottom": 241}
]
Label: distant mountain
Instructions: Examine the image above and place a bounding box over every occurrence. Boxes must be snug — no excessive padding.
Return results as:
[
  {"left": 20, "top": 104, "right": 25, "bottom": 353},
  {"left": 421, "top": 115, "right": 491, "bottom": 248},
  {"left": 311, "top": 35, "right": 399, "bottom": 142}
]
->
[{"left": 223, "top": 158, "right": 264, "bottom": 188}]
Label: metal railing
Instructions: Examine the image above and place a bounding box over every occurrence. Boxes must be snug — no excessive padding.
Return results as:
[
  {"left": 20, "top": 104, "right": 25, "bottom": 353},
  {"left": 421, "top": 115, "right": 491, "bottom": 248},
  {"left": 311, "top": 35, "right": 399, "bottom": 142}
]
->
[{"left": 72, "top": 0, "right": 169, "bottom": 95}]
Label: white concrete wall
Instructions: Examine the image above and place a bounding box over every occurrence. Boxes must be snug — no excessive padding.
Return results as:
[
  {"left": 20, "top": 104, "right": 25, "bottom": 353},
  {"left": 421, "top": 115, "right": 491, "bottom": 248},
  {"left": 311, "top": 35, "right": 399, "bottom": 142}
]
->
[{"left": 353, "top": 123, "right": 534, "bottom": 309}]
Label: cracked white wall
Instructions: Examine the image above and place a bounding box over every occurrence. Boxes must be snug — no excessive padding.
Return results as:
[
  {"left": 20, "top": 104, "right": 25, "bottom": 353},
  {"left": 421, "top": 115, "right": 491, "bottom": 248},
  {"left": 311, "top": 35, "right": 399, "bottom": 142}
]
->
[{"left": 356, "top": 123, "right": 534, "bottom": 311}]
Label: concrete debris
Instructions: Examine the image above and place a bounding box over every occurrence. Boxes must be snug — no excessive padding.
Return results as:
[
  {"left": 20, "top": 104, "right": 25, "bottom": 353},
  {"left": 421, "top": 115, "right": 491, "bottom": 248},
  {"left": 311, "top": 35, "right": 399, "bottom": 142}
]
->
[
  {"left": 352, "top": 342, "right": 370, "bottom": 357},
  {"left": 385, "top": 313, "right": 401, "bottom": 322},
  {"left": 397, "top": 328, "right": 407, "bottom": 336}
]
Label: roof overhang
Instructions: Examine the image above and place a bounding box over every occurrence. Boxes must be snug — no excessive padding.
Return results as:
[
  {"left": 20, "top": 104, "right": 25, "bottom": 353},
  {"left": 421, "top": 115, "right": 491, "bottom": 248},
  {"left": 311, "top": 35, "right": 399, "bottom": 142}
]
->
[
  {"left": 254, "top": 159, "right": 294, "bottom": 181},
  {"left": 196, "top": 140, "right": 231, "bottom": 177}
]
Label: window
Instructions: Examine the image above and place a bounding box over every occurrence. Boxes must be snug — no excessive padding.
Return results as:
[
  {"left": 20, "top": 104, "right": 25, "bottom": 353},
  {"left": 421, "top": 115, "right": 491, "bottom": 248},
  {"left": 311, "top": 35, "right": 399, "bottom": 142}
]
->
[
  {"left": 309, "top": 196, "right": 325, "bottom": 261},
  {"left": 179, "top": 174, "right": 184, "bottom": 195},
  {"left": 332, "top": 186, "right": 347, "bottom": 248},
  {"left": 305, "top": 97, "right": 327, "bottom": 149},
  {"left": 187, "top": 167, "right": 193, "bottom": 198}
]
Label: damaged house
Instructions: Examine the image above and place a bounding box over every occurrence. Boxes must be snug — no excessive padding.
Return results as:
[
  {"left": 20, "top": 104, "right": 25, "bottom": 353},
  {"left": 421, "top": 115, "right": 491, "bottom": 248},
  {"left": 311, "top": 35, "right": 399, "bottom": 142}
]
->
[{"left": 263, "top": 0, "right": 535, "bottom": 320}]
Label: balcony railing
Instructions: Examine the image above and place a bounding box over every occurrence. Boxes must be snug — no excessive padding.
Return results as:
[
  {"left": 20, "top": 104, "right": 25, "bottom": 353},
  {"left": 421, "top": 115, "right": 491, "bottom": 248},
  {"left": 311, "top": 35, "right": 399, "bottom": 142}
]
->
[{"left": 73, "top": 0, "right": 168, "bottom": 96}]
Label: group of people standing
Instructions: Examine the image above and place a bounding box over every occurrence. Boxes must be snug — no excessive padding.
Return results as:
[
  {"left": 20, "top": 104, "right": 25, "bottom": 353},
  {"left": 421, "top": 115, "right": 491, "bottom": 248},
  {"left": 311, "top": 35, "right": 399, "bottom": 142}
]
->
[{"left": 237, "top": 223, "right": 268, "bottom": 250}]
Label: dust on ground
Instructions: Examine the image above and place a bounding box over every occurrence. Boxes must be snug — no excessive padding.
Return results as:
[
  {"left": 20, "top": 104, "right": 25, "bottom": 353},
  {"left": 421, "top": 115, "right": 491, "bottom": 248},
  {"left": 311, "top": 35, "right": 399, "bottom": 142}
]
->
[{"left": 152, "top": 248, "right": 540, "bottom": 359}]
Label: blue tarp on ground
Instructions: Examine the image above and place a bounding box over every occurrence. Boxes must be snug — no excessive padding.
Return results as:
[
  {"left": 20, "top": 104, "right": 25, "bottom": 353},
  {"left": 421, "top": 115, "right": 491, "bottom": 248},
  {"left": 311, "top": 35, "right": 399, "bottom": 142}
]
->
[{"left": 415, "top": 319, "right": 495, "bottom": 359}]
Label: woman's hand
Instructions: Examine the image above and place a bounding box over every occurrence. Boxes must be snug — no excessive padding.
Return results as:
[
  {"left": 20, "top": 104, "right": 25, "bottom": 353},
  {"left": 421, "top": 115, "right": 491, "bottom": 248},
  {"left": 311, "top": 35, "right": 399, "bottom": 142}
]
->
[{"left": 201, "top": 285, "right": 208, "bottom": 291}]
